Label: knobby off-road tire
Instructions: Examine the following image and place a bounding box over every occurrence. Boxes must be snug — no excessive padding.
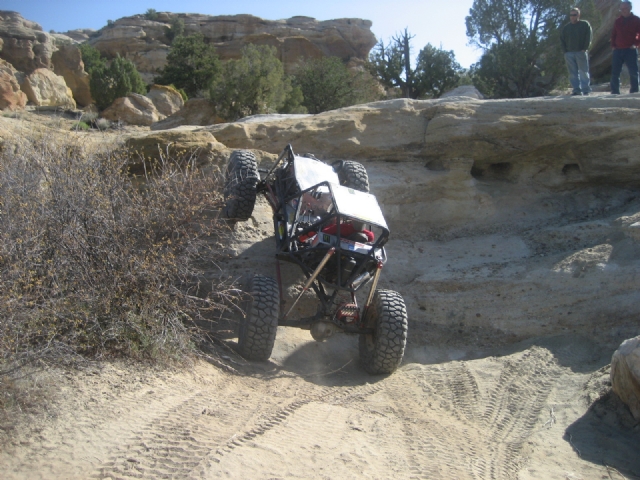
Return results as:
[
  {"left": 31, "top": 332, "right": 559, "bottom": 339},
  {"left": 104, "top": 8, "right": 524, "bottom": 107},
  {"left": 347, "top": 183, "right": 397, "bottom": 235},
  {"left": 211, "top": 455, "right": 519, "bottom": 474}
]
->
[
  {"left": 223, "top": 150, "right": 259, "bottom": 220},
  {"left": 359, "top": 290, "right": 408, "bottom": 374},
  {"left": 237, "top": 275, "right": 280, "bottom": 361},
  {"left": 337, "top": 160, "right": 369, "bottom": 193}
]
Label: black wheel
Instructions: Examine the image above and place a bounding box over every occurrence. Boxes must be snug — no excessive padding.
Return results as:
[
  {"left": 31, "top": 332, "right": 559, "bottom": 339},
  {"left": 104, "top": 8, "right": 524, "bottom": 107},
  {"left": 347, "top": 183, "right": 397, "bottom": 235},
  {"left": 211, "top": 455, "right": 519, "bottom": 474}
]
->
[
  {"left": 238, "top": 275, "right": 280, "bottom": 361},
  {"left": 336, "top": 160, "right": 369, "bottom": 193},
  {"left": 223, "top": 150, "right": 259, "bottom": 220},
  {"left": 359, "top": 290, "right": 408, "bottom": 374}
]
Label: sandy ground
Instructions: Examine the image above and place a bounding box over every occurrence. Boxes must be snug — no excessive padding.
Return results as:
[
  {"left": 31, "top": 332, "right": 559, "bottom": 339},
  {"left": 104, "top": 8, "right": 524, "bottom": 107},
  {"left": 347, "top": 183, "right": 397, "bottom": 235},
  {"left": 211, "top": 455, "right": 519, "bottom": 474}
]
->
[
  {"left": 1, "top": 196, "right": 638, "bottom": 480},
  {"left": 0, "top": 111, "right": 639, "bottom": 479}
]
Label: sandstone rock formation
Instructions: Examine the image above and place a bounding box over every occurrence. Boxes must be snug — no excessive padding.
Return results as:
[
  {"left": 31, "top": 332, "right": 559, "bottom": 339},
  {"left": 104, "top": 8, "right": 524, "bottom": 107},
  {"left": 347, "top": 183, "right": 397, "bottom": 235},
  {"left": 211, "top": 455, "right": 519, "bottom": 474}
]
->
[
  {"left": 203, "top": 93, "right": 640, "bottom": 345},
  {"left": 441, "top": 85, "right": 484, "bottom": 99},
  {"left": 611, "top": 336, "right": 640, "bottom": 420},
  {"left": 88, "top": 13, "right": 377, "bottom": 81},
  {"left": 51, "top": 44, "right": 92, "bottom": 107},
  {"left": 146, "top": 84, "right": 183, "bottom": 117},
  {"left": 61, "top": 29, "right": 97, "bottom": 43},
  {"left": 20, "top": 68, "right": 76, "bottom": 108},
  {"left": 150, "top": 98, "right": 223, "bottom": 130},
  {"left": 0, "top": 58, "right": 27, "bottom": 110},
  {"left": 101, "top": 93, "right": 159, "bottom": 126},
  {"left": 202, "top": 95, "right": 640, "bottom": 191},
  {"left": 0, "top": 11, "right": 55, "bottom": 74},
  {"left": 124, "top": 128, "right": 227, "bottom": 174},
  {"left": 100, "top": 87, "right": 186, "bottom": 126}
]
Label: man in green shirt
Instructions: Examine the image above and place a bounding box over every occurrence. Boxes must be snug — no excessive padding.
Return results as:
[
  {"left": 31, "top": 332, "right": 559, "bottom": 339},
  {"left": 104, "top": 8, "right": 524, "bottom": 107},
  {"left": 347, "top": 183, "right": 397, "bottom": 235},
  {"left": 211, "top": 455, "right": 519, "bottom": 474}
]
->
[{"left": 561, "top": 7, "right": 593, "bottom": 95}]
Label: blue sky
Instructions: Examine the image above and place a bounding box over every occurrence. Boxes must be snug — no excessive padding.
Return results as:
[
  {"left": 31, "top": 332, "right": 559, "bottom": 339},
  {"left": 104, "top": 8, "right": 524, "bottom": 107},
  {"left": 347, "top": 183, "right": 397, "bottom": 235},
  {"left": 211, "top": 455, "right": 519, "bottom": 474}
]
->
[{"left": 4, "top": 1, "right": 481, "bottom": 68}]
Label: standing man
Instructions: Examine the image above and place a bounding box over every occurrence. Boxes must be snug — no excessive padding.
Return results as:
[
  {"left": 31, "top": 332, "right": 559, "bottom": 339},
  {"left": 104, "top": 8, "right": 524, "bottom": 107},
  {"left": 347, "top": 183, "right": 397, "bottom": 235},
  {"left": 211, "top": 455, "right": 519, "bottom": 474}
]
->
[
  {"left": 611, "top": 1, "right": 640, "bottom": 94},
  {"left": 561, "top": 7, "right": 592, "bottom": 96}
]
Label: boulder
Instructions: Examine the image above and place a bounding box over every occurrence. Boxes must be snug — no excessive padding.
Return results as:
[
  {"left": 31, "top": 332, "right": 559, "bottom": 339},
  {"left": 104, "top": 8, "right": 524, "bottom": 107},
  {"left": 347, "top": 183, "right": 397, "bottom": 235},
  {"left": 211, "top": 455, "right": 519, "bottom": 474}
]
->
[
  {"left": 20, "top": 68, "right": 76, "bottom": 108},
  {"left": 124, "top": 128, "right": 229, "bottom": 174},
  {"left": 101, "top": 93, "right": 159, "bottom": 126},
  {"left": 146, "top": 84, "right": 183, "bottom": 117},
  {"left": 89, "top": 13, "right": 376, "bottom": 78},
  {"left": 441, "top": 85, "right": 484, "bottom": 99},
  {"left": 0, "top": 58, "right": 27, "bottom": 110},
  {"left": 51, "top": 44, "right": 93, "bottom": 107},
  {"left": 611, "top": 336, "right": 640, "bottom": 420},
  {"left": 151, "top": 98, "right": 223, "bottom": 130},
  {"left": 0, "top": 11, "right": 55, "bottom": 74}
]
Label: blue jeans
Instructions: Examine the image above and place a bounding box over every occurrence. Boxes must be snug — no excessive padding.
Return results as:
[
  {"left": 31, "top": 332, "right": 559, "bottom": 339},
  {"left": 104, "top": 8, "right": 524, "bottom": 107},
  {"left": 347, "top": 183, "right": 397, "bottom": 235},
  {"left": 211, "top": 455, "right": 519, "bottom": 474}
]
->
[
  {"left": 611, "top": 48, "right": 639, "bottom": 94},
  {"left": 564, "top": 51, "right": 591, "bottom": 94}
]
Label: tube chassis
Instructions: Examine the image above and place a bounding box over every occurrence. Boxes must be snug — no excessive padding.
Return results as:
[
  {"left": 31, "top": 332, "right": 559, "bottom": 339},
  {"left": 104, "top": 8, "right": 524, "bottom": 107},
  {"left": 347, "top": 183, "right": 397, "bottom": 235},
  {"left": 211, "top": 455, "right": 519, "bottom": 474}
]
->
[{"left": 256, "top": 145, "right": 390, "bottom": 335}]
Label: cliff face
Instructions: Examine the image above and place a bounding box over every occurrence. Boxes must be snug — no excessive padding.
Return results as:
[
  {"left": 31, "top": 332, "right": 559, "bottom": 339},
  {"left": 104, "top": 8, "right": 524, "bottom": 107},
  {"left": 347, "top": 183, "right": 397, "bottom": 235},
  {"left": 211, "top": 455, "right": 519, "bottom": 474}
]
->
[
  {"left": 0, "top": 10, "right": 55, "bottom": 74},
  {"left": 192, "top": 93, "right": 640, "bottom": 343},
  {"left": 0, "top": 11, "right": 377, "bottom": 107},
  {"left": 88, "top": 13, "right": 377, "bottom": 82}
]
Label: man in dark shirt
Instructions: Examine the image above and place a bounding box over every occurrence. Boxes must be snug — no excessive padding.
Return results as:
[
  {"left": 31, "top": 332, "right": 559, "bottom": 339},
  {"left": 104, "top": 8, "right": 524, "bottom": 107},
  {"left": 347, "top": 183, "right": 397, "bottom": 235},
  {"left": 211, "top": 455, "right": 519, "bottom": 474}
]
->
[
  {"left": 611, "top": 1, "right": 640, "bottom": 94},
  {"left": 561, "top": 7, "right": 593, "bottom": 95}
]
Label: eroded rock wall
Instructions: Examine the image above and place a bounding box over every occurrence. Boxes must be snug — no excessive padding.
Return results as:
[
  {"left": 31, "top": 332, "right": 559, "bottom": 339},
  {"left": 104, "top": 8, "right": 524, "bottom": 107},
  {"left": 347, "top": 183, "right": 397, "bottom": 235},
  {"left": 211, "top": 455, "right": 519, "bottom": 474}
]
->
[
  {"left": 186, "top": 94, "right": 640, "bottom": 343},
  {"left": 0, "top": 10, "right": 55, "bottom": 74},
  {"left": 88, "top": 13, "right": 377, "bottom": 80}
]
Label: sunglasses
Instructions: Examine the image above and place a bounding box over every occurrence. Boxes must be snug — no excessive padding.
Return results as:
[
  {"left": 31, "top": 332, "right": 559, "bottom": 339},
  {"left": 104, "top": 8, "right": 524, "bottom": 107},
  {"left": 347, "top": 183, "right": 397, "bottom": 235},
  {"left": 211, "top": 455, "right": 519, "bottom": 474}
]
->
[{"left": 570, "top": 13, "right": 578, "bottom": 16}]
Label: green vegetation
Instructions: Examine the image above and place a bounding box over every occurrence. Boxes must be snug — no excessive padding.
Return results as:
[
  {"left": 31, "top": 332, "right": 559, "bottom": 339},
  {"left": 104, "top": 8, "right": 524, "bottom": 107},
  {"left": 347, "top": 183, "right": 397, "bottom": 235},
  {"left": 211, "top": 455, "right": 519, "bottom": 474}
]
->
[
  {"left": 145, "top": 8, "right": 159, "bottom": 21},
  {"left": 71, "top": 121, "right": 90, "bottom": 131},
  {"left": 165, "top": 17, "right": 185, "bottom": 44},
  {"left": 0, "top": 129, "right": 234, "bottom": 371},
  {"left": 79, "top": 45, "right": 147, "bottom": 110},
  {"left": 415, "top": 44, "right": 462, "bottom": 98},
  {"left": 90, "top": 55, "right": 146, "bottom": 110},
  {"left": 154, "top": 33, "right": 221, "bottom": 99},
  {"left": 466, "top": 0, "right": 599, "bottom": 98},
  {"left": 292, "top": 57, "right": 381, "bottom": 113},
  {"left": 209, "top": 44, "right": 301, "bottom": 121},
  {"left": 78, "top": 43, "right": 105, "bottom": 74},
  {"left": 369, "top": 29, "right": 463, "bottom": 99}
]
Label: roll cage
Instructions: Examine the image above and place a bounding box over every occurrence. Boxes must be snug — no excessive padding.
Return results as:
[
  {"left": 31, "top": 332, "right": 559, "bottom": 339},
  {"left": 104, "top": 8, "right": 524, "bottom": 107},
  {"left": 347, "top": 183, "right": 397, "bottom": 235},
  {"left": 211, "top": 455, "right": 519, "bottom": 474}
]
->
[{"left": 257, "top": 145, "right": 390, "bottom": 331}]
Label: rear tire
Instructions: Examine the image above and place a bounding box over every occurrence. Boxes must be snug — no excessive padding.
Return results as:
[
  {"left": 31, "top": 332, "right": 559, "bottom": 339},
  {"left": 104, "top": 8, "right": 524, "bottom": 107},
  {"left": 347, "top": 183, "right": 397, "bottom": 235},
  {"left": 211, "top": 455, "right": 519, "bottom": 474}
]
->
[
  {"left": 359, "top": 290, "right": 408, "bottom": 374},
  {"left": 337, "top": 160, "right": 369, "bottom": 193},
  {"left": 238, "top": 275, "right": 280, "bottom": 361},
  {"left": 223, "top": 150, "right": 259, "bottom": 220}
]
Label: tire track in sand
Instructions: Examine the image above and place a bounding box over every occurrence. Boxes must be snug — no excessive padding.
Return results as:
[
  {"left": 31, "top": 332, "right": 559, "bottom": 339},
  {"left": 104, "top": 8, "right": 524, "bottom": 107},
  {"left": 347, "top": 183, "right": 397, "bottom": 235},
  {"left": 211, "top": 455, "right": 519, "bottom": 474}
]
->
[
  {"left": 193, "top": 382, "right": 388, "bottom": 478},
  {"left": 377, "top": 346, "right": 563, "bottom": 479}
]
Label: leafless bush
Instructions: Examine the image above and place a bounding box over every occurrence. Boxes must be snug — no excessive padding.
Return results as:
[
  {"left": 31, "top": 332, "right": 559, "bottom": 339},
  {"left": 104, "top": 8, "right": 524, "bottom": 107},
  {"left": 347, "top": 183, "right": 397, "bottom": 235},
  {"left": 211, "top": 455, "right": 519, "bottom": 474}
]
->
[{"left": 0, "top": 128, "right": 238, "bottom": 372}]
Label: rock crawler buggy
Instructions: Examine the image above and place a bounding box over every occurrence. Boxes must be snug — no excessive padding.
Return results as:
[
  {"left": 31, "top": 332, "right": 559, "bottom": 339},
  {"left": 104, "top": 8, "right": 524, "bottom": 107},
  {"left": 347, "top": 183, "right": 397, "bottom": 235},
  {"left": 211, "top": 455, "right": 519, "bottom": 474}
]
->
[{"left": 223, "top": 144, "right": 408, "bottom": 374}]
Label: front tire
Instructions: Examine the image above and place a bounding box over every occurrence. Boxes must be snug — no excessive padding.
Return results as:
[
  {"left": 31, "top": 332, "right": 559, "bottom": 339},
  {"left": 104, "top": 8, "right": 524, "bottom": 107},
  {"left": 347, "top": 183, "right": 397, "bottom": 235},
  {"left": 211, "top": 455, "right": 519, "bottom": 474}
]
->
[
  {"left": 359, "top": 290, "right": 408, "bottom": 374},
  {"left": 337, "top": 160, "right": 369, "bottom": 193},
  {"left": 238, "top": 275, "right": 280, "bottom": 361},
  {"left": 223, "top": 150, "right": 259, "bottom": 220}
]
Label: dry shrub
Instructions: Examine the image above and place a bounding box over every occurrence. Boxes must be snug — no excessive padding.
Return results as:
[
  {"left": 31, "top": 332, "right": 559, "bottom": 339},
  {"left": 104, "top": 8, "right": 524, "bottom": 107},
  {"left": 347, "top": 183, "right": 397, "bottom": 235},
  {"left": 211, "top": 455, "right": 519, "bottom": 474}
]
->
[{"left": 0, "top": 127, "right": 237, "bottom": 372}]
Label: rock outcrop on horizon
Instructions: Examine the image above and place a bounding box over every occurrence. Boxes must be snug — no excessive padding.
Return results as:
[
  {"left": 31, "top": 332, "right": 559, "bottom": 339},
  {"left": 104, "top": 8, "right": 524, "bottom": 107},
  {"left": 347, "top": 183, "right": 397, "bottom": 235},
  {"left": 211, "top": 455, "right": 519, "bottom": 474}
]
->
[
  {"left": 0, "top": 11, "right": 377, "bottom": 110},
  {"left": 0, "top": 10, "right": 55, "bottom": 74},
  {"left": 87, "top": 13, "right": 377, "bottom": 82}
]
